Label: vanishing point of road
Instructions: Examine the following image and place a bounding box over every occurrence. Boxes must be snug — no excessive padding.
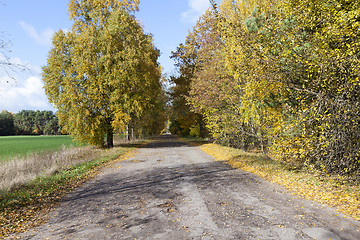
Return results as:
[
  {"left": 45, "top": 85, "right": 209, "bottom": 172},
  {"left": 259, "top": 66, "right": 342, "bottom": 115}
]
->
[{"left": 15, "top": 135, "right": 360, "bottom": 239}]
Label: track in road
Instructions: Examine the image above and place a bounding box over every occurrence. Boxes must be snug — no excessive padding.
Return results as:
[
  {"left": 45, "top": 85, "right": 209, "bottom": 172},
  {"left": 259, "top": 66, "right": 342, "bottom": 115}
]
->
[{"left": 16, "top": 135, "right": 360, "bottom": 239}]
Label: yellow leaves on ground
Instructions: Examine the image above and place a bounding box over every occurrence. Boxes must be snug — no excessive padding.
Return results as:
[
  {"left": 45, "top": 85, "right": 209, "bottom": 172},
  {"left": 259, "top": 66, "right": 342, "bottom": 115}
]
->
[
  {"left": 201, "top": 143, "right": 240, "bottom": 162},
  {"left": 201, "top": 143, "right": 360, "bottom": 221}
]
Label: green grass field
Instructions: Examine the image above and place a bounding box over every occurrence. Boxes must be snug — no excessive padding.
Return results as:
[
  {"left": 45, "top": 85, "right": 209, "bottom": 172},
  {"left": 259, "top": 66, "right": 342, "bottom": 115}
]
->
[{"left": 0, "top": 135, "right": 79, "bottom": 162}]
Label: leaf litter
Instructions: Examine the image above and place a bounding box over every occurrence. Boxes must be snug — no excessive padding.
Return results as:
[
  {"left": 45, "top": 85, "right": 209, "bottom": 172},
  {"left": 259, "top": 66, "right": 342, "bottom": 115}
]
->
[{"left": 200, "top": 143, "right": 360, "bottom": 221}]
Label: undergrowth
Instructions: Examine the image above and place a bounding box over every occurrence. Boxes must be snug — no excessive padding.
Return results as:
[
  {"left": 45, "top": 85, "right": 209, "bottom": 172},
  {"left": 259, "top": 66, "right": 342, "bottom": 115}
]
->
[{"left": 200, "top": 143, "right": 360, "bottom": 221}]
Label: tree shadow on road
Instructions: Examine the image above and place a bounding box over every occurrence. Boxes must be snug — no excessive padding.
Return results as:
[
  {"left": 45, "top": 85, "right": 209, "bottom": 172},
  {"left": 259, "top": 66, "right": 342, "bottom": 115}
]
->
[
  {"left": 115, "top": 134, "right": 206, "bottom": 149},
  {"left": 62, "top": 160, "right": 244, "bottom": 203},
  {"left": 57, "top": 160, "right": 257, "bottom": 230}
]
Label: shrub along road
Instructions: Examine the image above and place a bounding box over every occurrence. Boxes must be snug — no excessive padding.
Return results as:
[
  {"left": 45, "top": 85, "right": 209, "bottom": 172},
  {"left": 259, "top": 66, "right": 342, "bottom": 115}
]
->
[{"left": 15, "top": 135, "right": 360, "bottom": 239}]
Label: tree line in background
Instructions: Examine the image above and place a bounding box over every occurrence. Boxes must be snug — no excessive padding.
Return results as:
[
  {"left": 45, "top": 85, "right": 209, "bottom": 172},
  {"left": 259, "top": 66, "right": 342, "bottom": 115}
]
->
[
  {"left": 42, "top": 0, "right": 166, "bottom": 148},
  {"left": 0, "top": 110, "right": 60, "bottom": 136},
  {"left": 169, "top": 0, "right": 359, "bottom": 178}
]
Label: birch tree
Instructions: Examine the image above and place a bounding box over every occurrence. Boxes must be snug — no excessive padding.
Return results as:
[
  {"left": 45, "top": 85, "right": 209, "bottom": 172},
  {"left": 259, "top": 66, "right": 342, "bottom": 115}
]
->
[{"left": 43, "top": 0, "right": 163, "bottom": 148}]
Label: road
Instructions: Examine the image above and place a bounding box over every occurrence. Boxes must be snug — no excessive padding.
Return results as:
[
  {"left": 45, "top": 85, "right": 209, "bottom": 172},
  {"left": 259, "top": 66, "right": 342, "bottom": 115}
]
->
[{"left": 15, "top": 135, "right": 360, "bottom": 239}]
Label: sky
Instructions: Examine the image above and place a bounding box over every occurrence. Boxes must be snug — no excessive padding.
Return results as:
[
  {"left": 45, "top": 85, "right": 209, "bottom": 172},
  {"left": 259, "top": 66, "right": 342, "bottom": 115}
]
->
[{"left": 0, "top": 0, "right": 218, "bottom": 113}]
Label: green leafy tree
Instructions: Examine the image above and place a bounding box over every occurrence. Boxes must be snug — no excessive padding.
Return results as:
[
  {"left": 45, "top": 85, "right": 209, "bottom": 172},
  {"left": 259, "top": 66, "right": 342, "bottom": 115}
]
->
[
  {"left": 14, "top": 110, "right": 35, "bottom": 135},
  {"left": 13, "top": 110, "right": 58, "bottom": 135},
  {"left": 44, "top": 117, "right": 60, "bottom": 135},
  {"left": 0, "top": 110, "right": 15, "bottom": 136}
]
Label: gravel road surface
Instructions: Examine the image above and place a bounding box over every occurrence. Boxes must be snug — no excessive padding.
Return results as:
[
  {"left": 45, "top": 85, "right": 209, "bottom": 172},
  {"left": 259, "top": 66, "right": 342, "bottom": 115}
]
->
[{"left": 15, "top": 135, "right": 360, "bottom": 239}]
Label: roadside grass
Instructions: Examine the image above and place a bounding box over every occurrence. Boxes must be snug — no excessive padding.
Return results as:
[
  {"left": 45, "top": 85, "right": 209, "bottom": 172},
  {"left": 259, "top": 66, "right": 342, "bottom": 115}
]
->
[
  {"left": 200, "top": 143, "right": 360, "bottom": 221},
  {"left": 0, "top": 135, "right": 79, "bottom": 162},
  {"left": 0, "top": 145, "right": 99, "bottom": 190},
  {"left": 0, "top": 145, "right": 136, "bottom": 238}
]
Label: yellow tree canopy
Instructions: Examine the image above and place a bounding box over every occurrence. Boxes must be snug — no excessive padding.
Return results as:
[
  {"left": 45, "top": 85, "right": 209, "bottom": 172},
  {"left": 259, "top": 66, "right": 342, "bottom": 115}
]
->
[{"left": 43, "top": 0, "right": 162, "bottom": 148}]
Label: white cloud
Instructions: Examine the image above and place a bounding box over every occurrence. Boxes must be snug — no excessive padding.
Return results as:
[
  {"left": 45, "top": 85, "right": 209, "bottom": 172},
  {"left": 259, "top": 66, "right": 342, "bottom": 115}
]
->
[
  {"left": 0, "top": 54, "right": 54, "bottom": 113},
  {"left": 19, "top": 21, "right": 55, "bottom": 47},
  {"left": 0, "top": 53, "right": 40, "bottom": 82},
  {"left": 0, "top": 75, "right": 54, "bottom": 113},
  {"left": 181, "top": 0, "right": 211, "bottom": 23},
  {"left": 0, "top": 53, "right": 27, "bottom": 85}
]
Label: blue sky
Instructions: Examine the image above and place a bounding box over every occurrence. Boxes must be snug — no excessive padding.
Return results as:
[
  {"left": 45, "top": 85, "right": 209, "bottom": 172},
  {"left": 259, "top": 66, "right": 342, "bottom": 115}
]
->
[{"left": 0, "top": 0, "right": 217, "bottom": 113}]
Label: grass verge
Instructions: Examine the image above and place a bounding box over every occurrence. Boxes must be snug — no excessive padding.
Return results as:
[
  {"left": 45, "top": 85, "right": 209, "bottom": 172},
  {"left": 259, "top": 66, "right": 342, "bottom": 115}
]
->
[
  {"left": 200, "top": 143, "right": 360, "bottom": 221},
  {"left": 0, "top": 146, "right": 135, "bottom": 238}
]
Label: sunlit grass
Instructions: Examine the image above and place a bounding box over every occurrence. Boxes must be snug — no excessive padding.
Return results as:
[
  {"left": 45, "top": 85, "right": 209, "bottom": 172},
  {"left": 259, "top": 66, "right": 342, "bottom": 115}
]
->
[{"left": 0, "top": 135, "right": 79, "bottom": 162}]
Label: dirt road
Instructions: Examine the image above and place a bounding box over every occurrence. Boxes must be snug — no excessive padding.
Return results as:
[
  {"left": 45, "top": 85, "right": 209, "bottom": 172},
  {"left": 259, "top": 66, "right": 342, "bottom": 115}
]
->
[{"left": 15, "top": 135, "right": 360, "bottom": 239}]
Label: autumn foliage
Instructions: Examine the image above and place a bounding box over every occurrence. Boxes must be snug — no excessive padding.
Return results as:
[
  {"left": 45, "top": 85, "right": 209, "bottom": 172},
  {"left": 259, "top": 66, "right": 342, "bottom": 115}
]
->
[
  {"left": 170, "top": 0, "right": 360, "bottom": 179},
  {"left": 43, "top": 0, "right": 166, "bottom": 148}
]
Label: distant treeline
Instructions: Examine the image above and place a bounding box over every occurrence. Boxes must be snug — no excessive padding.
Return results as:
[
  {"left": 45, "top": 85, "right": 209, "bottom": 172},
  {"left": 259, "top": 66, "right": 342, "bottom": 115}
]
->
[{"left": 0, "top": 110, "right": 61, "bottom": 136}]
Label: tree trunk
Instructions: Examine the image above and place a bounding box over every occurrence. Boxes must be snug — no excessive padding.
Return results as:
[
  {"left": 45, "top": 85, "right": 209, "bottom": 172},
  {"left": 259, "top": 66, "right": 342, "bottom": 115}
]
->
[
  {"left": 106, "top": 124, "right": 114, "bottom": 148},
  {"left": 126, "top": 124, "right": 130, "bottom": 141}
]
